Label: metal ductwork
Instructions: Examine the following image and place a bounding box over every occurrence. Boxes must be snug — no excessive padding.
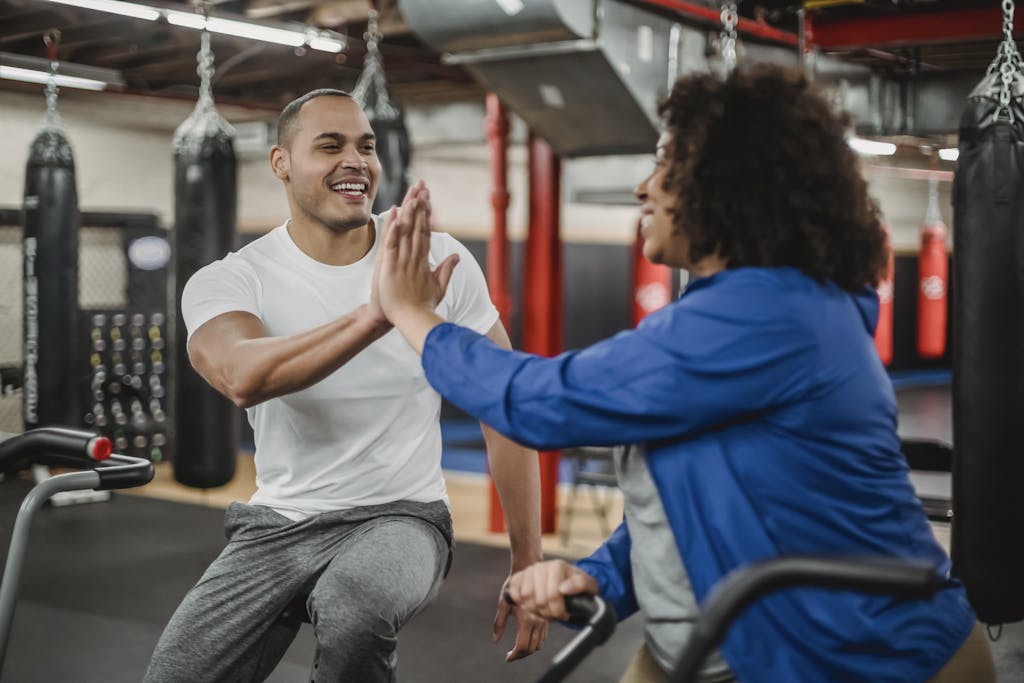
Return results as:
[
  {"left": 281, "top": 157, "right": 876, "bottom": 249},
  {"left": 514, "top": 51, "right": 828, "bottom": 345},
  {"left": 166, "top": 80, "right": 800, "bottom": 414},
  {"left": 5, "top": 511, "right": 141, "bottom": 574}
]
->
[
  {"left": 400, "top": 0, "right": 976, "bottom": 159},
  {"left": 399, "top": 0, "right": 683, "bottom": 157}
]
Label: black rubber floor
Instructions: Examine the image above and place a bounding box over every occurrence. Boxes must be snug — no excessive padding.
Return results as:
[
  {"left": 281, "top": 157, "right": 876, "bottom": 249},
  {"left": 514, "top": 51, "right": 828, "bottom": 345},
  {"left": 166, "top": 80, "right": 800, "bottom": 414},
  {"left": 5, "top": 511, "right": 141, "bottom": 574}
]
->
[
  {"left": 3, "top": 384, "right": 1023, "bottom": 682},
  {"left": 0, "top": 480, "right": 644, "bottom": 682}
]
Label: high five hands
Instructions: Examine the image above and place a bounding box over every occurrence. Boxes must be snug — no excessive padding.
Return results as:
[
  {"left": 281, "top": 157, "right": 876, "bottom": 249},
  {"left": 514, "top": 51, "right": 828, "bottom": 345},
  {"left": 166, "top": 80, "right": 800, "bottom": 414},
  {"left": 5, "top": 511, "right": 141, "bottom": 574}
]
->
[
  {"left": 377, "top": 181, "right": 551, "bottom": 662},
  {"left": 376, "top": 180, "right": 460, "bottom": 353}
]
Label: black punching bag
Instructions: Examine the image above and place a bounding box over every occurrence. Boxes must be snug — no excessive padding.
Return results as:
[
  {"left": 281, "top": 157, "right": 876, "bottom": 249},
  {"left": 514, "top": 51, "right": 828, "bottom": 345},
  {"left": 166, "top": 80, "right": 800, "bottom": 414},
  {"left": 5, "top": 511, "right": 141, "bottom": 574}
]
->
[
  {"left": 170, "top": 33, "right": 238, "bottom": 488},
  {"left": 951, "top": 62, "right": 1024, "bottom": 622},
  {"left": 353, "top": 10, "right": 410, "bottom": 213},
  {"left": 22, "top": 90, "right": 80, "bottom": 431},
  {"left": 366, "top": 103, "right": 410, "bottom": 214}
]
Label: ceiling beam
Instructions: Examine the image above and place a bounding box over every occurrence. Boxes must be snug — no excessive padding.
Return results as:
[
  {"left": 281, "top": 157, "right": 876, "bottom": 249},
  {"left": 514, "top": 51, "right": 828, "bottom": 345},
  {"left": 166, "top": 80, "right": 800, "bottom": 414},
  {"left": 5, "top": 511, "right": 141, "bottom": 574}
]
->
[
  {"left": 630, "top": 0, "right": 798, "bottom": 46},
  {"left": 0, "top": 8, "right": 102, "bottom": 46},
  {"left": 813, "top": 7, "right": 1023, "bottom": 50}
]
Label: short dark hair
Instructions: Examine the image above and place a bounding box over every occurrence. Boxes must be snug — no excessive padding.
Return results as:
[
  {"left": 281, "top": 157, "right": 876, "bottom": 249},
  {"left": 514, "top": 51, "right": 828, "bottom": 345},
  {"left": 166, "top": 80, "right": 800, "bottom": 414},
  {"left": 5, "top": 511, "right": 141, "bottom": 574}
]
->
[
  {"left": 276, "top": 88, "right": 353, "bottom": 148},
  {"left": 659, "top": 65, "right": 887, "bottom": 290}
]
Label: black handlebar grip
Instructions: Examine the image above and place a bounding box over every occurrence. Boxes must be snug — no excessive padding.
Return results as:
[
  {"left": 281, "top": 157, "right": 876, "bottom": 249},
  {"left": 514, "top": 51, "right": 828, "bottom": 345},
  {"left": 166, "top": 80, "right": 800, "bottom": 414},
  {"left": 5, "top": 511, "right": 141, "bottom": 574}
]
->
[
  {"left": 95, "top": 458, "right": 155, "bottom": 491},
  {"left": 563, "top": 594, "right": 616, "bottom": 642},
  {"left": 563, "top": 594, "right": 601, "bottom": 626}
]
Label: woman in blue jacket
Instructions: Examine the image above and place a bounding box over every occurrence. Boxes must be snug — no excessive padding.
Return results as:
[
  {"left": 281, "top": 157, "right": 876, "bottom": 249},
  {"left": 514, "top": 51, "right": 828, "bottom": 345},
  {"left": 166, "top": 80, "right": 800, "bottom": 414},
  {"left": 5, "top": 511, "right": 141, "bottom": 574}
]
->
[{"left": 376, "top": 65, "right": 995, "bottom": 682}]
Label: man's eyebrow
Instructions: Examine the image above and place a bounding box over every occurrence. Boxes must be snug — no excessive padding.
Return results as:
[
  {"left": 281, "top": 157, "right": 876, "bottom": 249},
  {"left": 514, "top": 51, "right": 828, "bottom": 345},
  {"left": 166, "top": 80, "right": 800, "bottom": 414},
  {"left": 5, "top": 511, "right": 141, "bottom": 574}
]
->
[{"left": 312, "top": 132, "right": 377, "bottom": 143}]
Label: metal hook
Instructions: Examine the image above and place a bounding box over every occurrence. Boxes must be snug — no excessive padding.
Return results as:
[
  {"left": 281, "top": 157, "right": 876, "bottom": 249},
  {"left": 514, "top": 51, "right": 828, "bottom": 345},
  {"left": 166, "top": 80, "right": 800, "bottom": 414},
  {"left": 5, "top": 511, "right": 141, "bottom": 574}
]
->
[{"left": 43, "top": 29, "right": 61, "bottom": 61}]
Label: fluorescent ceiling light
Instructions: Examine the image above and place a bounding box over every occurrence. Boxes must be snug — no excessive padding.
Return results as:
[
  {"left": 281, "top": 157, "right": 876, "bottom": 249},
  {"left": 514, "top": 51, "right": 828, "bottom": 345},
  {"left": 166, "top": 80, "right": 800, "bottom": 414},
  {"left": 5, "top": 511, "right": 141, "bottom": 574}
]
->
[
  {"left": 49, "top": 0, "right": 345, "bottom": 53},
  {"left": 307, "top": 34, "right": 345, "bottom": 54},
  {"left": 46, "top": 0, "right": 159, "bottom": 21},
  {"left": 938, "top": 147, "right": 959, "bottom": 161},
  {"left": 848, "top": 137, "right": 896, "bottom": 156},
  {"left": 167, "top": 12, "right": 304, "bottom": 47},
  {"left": 165, "top": 10, "right": 206, "bottom": 30},
  {"left": 495, "top": 0, "right": 525, "bottom": 16},
  {"left": 206, "top": 17, "right": 304, "bottom": 47},
  {"left": 0, "top": 65, "right": 107, "bottom": 90},
  {"left": 0, "top": 52, "right": 125, "bottom": 91}
]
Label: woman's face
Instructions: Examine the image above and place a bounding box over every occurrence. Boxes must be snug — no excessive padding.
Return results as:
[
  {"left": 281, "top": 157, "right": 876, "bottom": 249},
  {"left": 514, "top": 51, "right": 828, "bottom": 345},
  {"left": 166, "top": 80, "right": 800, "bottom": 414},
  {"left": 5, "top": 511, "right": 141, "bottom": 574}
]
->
[{"left": 635, "top": 131, "right": 690, "bottom": 268}]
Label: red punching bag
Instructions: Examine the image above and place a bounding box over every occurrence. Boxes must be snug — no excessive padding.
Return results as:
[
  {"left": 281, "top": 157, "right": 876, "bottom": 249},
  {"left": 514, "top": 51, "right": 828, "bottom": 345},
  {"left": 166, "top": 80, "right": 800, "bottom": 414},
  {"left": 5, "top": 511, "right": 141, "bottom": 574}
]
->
[
  {"left": 632, "top": 220, "right": 672, "bottom": 325},
  {"left": 917, "top": 178, "right": 948, "bottom": 359},
  {"left": 874, "top": 225, "right": 894, "bottom": 366}
]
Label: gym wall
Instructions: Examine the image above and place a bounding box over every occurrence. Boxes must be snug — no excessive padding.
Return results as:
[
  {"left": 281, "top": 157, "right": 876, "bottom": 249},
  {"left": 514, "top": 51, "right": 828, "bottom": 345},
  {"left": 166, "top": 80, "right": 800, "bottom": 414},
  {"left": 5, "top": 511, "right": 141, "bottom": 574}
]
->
[
  {"left": 2, "top": 86, "right": 953, "bottom": 402},
  {"left": 2, "top": 88, "right": 953, "bottom": 248}
]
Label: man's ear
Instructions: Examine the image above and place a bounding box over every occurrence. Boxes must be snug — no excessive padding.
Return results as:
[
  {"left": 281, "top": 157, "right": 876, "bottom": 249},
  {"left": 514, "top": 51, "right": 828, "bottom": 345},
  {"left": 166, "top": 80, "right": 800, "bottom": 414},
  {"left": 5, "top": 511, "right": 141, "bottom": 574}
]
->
[{"left": 270, "top": 145, "right": 289, "bottom": 181}]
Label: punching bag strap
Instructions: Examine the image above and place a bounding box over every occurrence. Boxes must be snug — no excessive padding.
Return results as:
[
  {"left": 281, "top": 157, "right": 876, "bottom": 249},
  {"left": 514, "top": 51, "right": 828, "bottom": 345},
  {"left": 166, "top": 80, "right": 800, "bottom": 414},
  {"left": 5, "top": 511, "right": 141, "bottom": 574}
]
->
[{"left": 352, "top": 9, "right": 398, "bottom": 120}]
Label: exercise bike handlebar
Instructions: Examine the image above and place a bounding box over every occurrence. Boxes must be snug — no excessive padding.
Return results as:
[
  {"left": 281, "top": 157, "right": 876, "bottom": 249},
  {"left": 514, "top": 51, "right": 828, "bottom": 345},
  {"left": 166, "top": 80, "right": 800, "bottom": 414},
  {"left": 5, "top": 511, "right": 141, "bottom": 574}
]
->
[
  {"left": 547, "top": 594, "right": 617, "bottom": 677},
  {"left": 0, "top": 428, "right": 153, "bottom": 490},
  {"left": 504, "top": 591, "right": 616, "bottom": 683},
  {"left": 667, "top": 556, "right": 945, "bottom": 683},
  {"left": 0, "top": 427, "right": 111, "bottom": 469},
  {"left": 0, "top": 427, "right": 155, "bottom": 668},
  {"left": 94, "top": 453, "right": 156, "bottom": 490},
  {"left": 528, "top": 556, "right": 943, "bottom": 683}
]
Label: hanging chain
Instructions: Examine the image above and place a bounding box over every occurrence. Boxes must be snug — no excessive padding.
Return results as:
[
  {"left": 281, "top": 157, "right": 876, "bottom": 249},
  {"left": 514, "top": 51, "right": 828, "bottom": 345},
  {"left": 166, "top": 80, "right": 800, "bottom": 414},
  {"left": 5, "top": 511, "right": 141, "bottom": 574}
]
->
[
  {"left": 352, "top": 9, "right": 397, "bottom": 118},
  {"left": 43, "top": 30, "right": 60, "bottom": 123},
  {"left": 365, "top": 9, "right": 380, "bottom": 59},
  {"left": 992, "top": 0, "right": 1020, "bottom": 123},
  {"left": 197, "top": 29, "right": 216, "bottom": 109},
  {"left": 719, "top": 2, "right": 738, "bottom": 73},
  {"left": 192, "top": 0, "right": 216, "bottom": 109},
  {"left": 366, "top": 9, "right": 389, "bottom": 105},
  {"left": 45, "top": 60, "right": 59, "bottom": 119},
  {"left": 173, "top": 0, "right": 235, "bottom": 151}
]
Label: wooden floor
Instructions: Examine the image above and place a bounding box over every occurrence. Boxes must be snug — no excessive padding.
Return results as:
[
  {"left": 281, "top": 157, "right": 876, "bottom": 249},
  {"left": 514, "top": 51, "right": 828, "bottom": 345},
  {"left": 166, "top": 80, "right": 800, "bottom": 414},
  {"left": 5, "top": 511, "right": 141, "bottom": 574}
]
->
[
  {"left": 121, "top": 454, "right": 625, "bottom": 560},
  {"left": 122, "top": 453, "right": 953, "bottom": 559}
]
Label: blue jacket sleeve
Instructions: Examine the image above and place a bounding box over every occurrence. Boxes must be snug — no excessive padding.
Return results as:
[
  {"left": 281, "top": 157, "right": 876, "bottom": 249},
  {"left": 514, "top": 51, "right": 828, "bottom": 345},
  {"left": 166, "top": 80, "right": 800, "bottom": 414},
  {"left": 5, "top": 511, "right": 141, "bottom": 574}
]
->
[
  {"left": 576, "top": 519, "right": 639, "bottom": 622},
  {"left": 420, "top": 290, "right": 817, "bottom": 450}
]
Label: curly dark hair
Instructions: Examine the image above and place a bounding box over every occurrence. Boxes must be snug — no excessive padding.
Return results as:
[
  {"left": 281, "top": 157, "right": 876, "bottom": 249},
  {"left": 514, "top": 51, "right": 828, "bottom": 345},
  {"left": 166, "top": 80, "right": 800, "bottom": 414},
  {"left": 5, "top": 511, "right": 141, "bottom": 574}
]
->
[{"left": 658, "top": 64, "right": 887, "bottom": 290}]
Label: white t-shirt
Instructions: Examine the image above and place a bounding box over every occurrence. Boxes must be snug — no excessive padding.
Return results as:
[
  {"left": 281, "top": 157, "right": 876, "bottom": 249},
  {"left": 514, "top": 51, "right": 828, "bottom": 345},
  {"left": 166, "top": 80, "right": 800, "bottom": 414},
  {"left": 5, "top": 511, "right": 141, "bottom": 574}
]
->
[{"left": 180, "top": 219, "right": 499, "bottom": 520}]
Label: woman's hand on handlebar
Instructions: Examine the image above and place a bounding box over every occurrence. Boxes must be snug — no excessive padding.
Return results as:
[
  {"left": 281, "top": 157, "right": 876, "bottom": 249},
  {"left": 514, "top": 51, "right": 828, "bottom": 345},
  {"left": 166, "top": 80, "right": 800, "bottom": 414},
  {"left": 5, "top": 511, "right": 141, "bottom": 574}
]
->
[{"left": 506, "top": 559, "right": 599, "bottom": 621}]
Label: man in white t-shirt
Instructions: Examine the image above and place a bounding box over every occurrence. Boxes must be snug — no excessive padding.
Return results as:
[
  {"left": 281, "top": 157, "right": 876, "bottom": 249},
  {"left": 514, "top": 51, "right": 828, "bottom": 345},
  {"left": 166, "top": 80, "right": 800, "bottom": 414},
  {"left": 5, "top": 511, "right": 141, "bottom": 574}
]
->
[{"left": 144, "top": 89, "right": 545, "bottom": 682}]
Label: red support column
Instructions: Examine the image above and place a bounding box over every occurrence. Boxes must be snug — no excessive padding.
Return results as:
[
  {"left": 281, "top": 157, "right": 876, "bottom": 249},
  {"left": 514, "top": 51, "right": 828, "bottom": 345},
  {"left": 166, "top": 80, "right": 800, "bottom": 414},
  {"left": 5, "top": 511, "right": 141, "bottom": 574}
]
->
[
  {"left": 484, "top": 94, "right": 513, "bottom": 327},
  {"left": 523, "top": 132, "right": 563, "bottom": 534},
  {"left": 485, "top": 93, "right": 513, "bottom": 533},
  {"left": 632, "top": 219, "right": 672, "bottom": 325}
]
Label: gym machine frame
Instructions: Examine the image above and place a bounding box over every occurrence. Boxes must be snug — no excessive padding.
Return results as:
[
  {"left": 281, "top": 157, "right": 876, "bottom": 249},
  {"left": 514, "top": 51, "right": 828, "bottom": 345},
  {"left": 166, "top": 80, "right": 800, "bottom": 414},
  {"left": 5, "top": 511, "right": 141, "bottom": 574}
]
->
[
  {"left": 527, "top": 556, "right": 943, "bottom": 683},
  {"left": 0, "top": 426, "right": 154, "bottom": 670}
]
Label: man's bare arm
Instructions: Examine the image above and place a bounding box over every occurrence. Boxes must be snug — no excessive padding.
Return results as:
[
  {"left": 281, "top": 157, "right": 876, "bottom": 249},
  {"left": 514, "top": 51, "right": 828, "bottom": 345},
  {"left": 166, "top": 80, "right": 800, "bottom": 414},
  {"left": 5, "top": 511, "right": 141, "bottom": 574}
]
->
[
  {"left": 187, "top": 306, "right": 390, "bottom": 409},
  {"left": 480, "top": 320, "right": 547, "bottom": 661},
  {"left": 481, "top": 321, "right": 543, "bottom": 567}
]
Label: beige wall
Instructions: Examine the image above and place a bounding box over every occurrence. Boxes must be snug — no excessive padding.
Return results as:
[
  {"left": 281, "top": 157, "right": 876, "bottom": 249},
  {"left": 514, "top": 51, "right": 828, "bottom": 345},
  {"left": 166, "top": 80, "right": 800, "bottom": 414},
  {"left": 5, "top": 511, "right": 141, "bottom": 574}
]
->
[{"left": 1, "top": 86, "right": 952, "bottom": 251}]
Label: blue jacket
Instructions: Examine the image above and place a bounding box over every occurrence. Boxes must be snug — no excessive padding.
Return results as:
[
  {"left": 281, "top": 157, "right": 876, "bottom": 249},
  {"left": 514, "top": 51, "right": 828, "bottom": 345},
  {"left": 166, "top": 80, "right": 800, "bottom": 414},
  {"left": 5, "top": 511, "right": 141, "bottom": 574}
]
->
[{"left": 421, "top": 267, "right": 975, "bottom": 682}]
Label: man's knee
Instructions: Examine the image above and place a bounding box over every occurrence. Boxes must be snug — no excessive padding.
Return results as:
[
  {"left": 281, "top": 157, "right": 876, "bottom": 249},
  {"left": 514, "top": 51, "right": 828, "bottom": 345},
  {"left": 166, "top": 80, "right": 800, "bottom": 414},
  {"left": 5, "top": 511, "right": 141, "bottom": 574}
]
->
[
  {"left": 310, "top": 603, "right": 398, "bottom": 682},
  {"left": 316, "top": 518, "right": 449, "bottom": 622},
  {"left": 310, "top": 587, "right": 401, "bottom": 647}
]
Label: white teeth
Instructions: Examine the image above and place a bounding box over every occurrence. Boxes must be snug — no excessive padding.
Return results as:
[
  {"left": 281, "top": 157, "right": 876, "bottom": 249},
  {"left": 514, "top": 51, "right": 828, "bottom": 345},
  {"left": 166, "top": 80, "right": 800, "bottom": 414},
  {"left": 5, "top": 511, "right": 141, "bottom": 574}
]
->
[{"left": 330, "top": 182, "right": 366, "bottom": 192}]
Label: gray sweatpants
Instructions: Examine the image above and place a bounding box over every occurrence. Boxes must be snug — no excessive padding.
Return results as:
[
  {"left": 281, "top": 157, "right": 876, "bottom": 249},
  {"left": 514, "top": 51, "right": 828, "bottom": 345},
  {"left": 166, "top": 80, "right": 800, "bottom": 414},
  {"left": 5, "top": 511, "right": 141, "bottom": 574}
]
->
[{"left": 144, "top": 499, "right": 453, "bottom": 683}]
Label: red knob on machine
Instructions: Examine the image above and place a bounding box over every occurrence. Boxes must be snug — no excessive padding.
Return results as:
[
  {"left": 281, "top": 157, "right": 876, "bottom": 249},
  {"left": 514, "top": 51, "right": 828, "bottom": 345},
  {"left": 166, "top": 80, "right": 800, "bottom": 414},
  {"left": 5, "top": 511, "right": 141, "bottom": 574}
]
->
[
  {"left": 917, "top": 179, "right": 948, "bottom": 359},
  {"left": 874, "top": 227, "right": 895, "bottom": 366}
]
